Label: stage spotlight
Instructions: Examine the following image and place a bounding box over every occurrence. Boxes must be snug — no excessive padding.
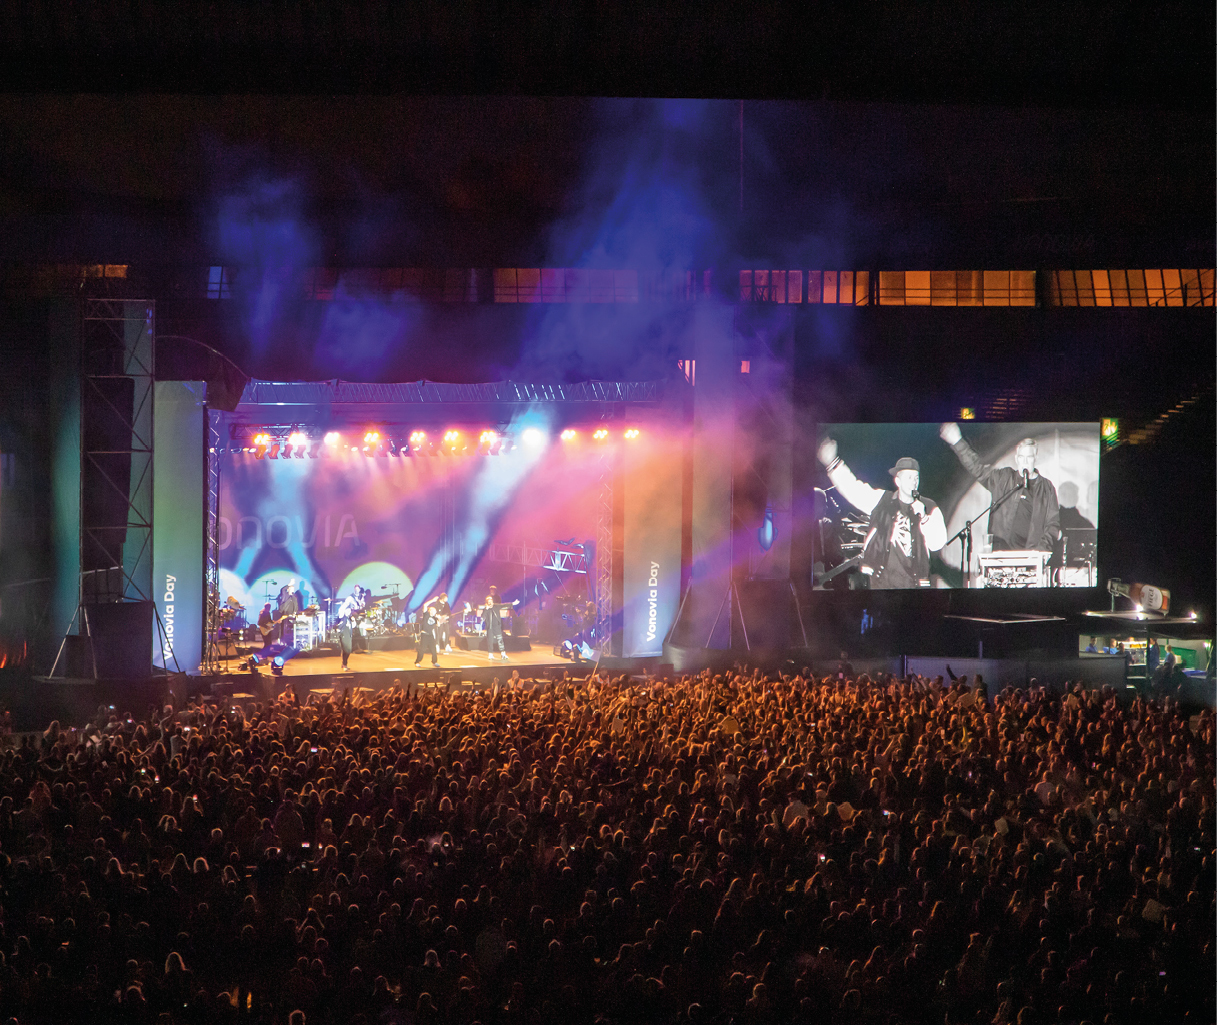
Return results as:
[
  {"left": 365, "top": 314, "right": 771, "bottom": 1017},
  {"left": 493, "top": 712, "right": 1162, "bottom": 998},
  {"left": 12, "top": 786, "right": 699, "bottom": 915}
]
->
[
  {"left": 253, "top": 433, "right": 269, "bottom": 459},
  {"left": 478, "top": 429, "right": 501, "bottom": 454},
  {"left": 443, "top": 429, "right": 463, "bottom": 453},
  {"left": 560, "top": 428, "right": 577, "bottom": 441},
  {"left": 268, "top": 440, "right": 282, "bottom": 459},
  {"left": 522, "top": 427, "right": 545, "bottom": 446},
  {"left": 593, "top": 428, "right": 609, "bottom": 441},
  {"left": 288, "top": 432, "right": 307, "bottom": 458},
  {"left": 409, "top": 430, "right": 428, "bottom": 453},
  {"left": 324, "top": 431, "right": 341, "bottom": 446},
  {"left": 271, "top": 655, "right": 285, "bottom": 676},
  {"left": 308, "top": 439, "right": 322, "bottom": 458},
  {"left": 624, "top": 428, "right": 640, "bottom": 439}
]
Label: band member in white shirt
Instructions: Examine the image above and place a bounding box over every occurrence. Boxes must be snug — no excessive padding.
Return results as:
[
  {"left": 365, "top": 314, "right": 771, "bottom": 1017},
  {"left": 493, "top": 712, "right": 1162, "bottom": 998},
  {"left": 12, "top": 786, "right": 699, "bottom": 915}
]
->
[{"left": 335, "top": 586, "right": 367, "bottom": 670}]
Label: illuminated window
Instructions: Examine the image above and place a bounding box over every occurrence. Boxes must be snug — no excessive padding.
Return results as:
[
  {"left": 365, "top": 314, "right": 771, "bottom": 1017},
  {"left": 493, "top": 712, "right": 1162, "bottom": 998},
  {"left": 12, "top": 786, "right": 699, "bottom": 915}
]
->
[
  {"left": 822, "top": 270, "right": 838, "bottom": 304},
  {"left": 494, "top": 268, "right": 519, "bottom": 303},
  {"left": 1046, "top": 270, "right": 1214, "bottom": 307},
  {"left": 878, "top": 271, "right": 904, "bottom": 305},
  {"left": 904, "top": 271, "right": 931, "bottom": 306},
  {"left": 207, "top": 266, "right": 232, "bottom": 299}
]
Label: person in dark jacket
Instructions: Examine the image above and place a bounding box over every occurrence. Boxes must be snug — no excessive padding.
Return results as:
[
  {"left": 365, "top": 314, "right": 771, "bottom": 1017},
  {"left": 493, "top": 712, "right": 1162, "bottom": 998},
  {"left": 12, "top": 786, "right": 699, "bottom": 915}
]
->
[
  {"left": 939, "top": 423, "right": 1060, "bottom": 552},
  {"left": 817, "top": 438, "right": 946, "bottom": 588}
]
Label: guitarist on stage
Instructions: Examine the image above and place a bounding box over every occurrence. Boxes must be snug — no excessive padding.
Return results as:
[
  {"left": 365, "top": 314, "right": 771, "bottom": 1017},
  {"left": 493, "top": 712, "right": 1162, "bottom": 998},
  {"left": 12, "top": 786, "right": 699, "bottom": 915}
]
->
[
  {"left": 257, "top": 603, "right": 283, "bottom": 648},
  {"left": 275, "top": 580, "right": 298, "bottom": 646},
  {"left": 432, "top": 592, "right": 452, "bottom": 652},
  {"left": 335, "top": 585, "right": 367, "bottom": 671}
]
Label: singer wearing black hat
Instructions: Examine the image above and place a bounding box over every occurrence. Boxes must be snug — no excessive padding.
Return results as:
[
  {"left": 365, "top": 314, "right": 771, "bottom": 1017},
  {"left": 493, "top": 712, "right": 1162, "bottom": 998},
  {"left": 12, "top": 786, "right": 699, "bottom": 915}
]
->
[
  {"left": 817, "top": 438, "right": 947, "bottom": 588},
  {"left": 939, "top": 423, "right": 1060, "bottom": 553}
]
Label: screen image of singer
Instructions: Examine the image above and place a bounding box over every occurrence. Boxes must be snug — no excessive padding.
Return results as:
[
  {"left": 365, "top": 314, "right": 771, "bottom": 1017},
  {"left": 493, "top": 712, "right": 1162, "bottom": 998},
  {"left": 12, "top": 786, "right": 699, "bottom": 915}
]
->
[{"left": 814, "top": 422, "right": 1100, "bottom": 590}]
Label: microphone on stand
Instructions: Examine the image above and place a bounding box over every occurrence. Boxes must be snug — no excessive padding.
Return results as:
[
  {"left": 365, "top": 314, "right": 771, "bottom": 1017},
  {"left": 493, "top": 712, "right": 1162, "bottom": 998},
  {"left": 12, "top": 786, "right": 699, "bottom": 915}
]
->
[{"left": 1021, "top": 470, "right": 1030, "bottom": 489}]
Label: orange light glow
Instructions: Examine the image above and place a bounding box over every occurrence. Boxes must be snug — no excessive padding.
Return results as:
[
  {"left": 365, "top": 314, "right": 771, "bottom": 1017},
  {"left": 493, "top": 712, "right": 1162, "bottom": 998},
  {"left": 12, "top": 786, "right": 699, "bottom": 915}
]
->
[
  {"left": 624, "top": 428, "right": 640, "bottom": 439},
  {"left": 560, "top": 428, "right": 577, "bottom": 441}
]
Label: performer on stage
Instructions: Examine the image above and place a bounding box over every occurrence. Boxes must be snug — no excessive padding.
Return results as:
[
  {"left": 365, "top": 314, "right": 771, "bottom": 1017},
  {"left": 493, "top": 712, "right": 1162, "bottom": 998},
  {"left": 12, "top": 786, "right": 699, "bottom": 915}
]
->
[
  {"left": 479, "top": 586, "right": 518, "bottom": 660},
  {"left": 431, "top": 592, "right": 453, "bottom": 651},
  {"left": 816, "top": 438, "right": 947, "bottom": 588},
  {"left": 275, "top": 580, "right": 298, "bottom": 647},
  {"left": 939, "top": 423, "right": 1060, "bottom": 553},
  {"left": 335, "top": 585, "right": 367, "bottom": 671},
  {"left": 257, "top": 603, "right": 281, "bottom": 647},
  {"left": 414, "top": 596, "right": 443, "bottom": 666}
]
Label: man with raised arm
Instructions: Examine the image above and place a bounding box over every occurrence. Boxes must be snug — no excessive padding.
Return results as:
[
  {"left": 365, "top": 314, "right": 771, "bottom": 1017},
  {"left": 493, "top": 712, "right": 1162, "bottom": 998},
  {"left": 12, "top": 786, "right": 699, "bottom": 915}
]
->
[
  {"left": 939, "top": 423, "right": 1060, "bottom": 553},
  {"left": 816, "top": 437, "right": 947, "bottom": 588}
]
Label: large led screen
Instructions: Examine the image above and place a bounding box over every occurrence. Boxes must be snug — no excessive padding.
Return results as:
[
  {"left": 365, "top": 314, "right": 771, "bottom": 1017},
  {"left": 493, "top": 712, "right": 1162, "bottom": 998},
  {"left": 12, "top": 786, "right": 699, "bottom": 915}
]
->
[
  {"left": 214, "top": 422, "right": 682, "bottom": 652},
  {"left": 814, "top": 422, "right": 1099, "bottom": 589},
  {"left": 217, "top": 431, "right": 600, "bottom": 635}
]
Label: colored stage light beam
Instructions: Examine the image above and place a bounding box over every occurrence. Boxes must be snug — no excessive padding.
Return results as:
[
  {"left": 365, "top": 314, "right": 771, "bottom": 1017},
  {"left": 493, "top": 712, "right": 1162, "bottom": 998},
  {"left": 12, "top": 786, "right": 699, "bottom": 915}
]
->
[
  {"left": 253, "top": 433, "right": 269, "bottom": 459},
  {"left": 593, "top": 427, "right": 609, "bottom": 441},
  {"left": 560, "top": 428, "right": 577, "bottom": 441},
  {"left": 412, "top": 407, "right": 554, "bottom": 608},
  {"left": 624, "top": 427, "right": 640, "bottom": 439},
  {"left": 288, "top": 432, "right": 307, "bottom": 458},
  {"left": 479, "top": 429, "right": 501, "bottom": 455},
  {"left": 409, "top": 430, "right": 429, "bottom": 455}
]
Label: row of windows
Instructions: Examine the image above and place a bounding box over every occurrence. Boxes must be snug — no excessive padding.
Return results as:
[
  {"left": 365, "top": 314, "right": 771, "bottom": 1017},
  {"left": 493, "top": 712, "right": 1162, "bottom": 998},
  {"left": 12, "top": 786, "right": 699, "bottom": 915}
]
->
[
  {"left": 201, "top": 265, "right": 1217, "bottom": 308},
  {"left": 1047, "top": 269, "right": 1213, "bottom": 307},
  {"left": 741, "top": 269, "right": 1037, "bottom": 306}
]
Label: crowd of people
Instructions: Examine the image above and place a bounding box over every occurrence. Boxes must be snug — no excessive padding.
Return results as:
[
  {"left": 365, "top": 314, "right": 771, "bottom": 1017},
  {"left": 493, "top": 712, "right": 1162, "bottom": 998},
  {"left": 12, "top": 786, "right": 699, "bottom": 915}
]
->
[{"left": 0, "top": 666, "right": 1211, "bottom": 1024}]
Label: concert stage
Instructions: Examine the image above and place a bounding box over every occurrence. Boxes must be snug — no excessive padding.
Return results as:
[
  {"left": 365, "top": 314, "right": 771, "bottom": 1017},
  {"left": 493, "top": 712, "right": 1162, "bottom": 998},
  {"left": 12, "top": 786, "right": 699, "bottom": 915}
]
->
[
  {"left": 197, "top": 645, "right": 621, "bottom": 704},
  {"left": 224, "top": 644, "right": 565, "bottom": 680}
]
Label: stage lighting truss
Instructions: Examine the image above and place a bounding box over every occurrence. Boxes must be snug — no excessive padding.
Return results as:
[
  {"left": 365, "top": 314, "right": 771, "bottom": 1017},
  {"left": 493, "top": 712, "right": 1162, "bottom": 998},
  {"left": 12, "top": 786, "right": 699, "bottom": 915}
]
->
[{"left": 232, "top": 422, "right": 642, "bottom": 458}]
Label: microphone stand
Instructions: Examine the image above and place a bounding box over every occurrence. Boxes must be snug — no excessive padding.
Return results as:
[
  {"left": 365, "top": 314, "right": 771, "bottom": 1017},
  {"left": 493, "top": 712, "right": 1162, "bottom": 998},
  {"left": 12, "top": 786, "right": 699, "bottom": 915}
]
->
[{"left": 946, "top": 478, "right": 1027, "bottom": 587}]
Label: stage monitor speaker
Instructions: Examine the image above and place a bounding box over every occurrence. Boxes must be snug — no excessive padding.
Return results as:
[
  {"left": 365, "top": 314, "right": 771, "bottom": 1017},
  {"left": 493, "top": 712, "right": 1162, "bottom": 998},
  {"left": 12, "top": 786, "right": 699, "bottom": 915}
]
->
[{"left": 84, "top": 602, "right": 153, "bottom": 680}]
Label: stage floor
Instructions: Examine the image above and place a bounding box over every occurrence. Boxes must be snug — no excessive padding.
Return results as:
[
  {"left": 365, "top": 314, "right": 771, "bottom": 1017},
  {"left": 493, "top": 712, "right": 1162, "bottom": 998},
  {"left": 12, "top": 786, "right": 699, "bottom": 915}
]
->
[{"left": 218, "top": 644, "right": 563, "bottom": 679}]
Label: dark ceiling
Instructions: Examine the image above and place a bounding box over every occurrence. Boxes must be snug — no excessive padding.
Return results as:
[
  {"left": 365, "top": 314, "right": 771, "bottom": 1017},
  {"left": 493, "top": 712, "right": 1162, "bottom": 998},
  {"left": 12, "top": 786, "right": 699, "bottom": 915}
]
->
[{"left": 0, "top": 1, "right": 1211, "bottom": 109}]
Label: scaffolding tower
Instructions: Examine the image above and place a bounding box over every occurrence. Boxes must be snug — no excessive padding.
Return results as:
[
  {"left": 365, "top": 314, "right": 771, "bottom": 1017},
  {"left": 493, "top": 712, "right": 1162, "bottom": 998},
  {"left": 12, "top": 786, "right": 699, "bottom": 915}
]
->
[{"left": 51, "top": 299, "right": 176, "bottom": 677}]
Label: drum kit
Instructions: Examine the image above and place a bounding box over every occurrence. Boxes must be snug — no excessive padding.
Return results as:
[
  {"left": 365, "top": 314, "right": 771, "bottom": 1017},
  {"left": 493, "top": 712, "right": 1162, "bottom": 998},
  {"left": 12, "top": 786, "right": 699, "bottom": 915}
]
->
[{"left": 323, "top": 585, "right": 410, "bottom": 642}]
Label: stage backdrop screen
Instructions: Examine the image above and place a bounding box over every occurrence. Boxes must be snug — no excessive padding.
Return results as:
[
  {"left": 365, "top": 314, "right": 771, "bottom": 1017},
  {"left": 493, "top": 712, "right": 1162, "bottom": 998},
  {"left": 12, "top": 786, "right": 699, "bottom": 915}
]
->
[
  {"left": 814, "top": 422, "right": 1099, "bottom": 589},
  {"left": 215, "top": 424, "right": 680, "bottom": 653}
]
